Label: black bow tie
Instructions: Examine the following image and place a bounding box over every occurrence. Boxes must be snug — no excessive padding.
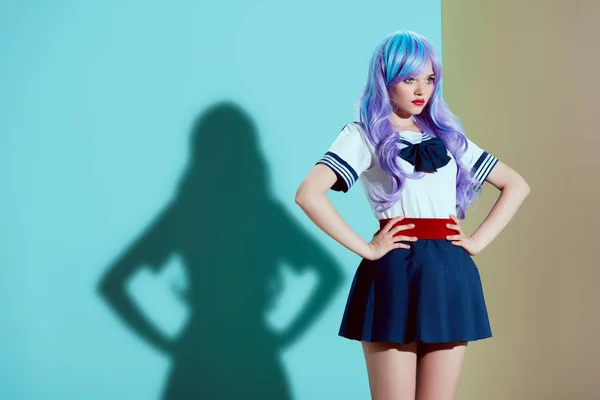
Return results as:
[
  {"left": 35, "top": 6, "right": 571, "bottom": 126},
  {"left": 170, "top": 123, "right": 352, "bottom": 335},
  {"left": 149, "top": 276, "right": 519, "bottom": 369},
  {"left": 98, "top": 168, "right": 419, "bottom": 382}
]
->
[{"left": 398, "top": 137, "right": 451, "bottom": 172}]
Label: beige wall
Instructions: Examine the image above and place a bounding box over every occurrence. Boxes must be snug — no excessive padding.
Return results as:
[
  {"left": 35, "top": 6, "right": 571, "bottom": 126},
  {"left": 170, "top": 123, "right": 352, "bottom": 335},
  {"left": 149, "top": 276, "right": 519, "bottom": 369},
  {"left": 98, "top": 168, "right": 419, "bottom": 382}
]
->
[{"left": 442, "top": 1, "right": 599, "bottom": 399}]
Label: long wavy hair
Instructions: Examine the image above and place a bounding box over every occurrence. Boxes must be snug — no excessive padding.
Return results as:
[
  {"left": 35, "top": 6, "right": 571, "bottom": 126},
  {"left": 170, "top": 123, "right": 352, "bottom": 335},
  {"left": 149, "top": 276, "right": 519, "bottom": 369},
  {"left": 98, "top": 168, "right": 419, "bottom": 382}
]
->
[{"left": 357, "top": 30, "right": 479, "bottom": 218}]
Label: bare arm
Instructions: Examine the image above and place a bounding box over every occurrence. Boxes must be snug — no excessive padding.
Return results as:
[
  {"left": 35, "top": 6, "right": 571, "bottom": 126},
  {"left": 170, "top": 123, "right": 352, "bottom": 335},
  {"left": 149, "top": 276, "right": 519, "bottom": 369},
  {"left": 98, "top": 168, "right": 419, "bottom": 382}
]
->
[
  {"left": 295, "top": 164, "right": 414, "bottom": 260},
  {"left": 470, "top": 160, "right": 531, "bottom": 251}
]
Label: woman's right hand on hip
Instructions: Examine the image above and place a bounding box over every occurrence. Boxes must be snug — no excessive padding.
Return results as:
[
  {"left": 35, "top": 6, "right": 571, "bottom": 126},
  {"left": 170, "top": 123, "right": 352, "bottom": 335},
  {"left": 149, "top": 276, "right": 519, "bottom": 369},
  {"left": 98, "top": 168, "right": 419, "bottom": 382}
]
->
[{"left": 366, "top": 216, "right": 417, "bottom": 260}]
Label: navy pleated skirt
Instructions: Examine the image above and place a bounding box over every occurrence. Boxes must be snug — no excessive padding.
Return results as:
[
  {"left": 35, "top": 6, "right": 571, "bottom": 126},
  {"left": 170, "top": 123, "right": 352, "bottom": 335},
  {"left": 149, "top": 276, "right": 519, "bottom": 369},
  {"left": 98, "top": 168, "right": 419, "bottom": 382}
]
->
[{"left": 338, "top": 237, "right": 492, "bottom": 344}]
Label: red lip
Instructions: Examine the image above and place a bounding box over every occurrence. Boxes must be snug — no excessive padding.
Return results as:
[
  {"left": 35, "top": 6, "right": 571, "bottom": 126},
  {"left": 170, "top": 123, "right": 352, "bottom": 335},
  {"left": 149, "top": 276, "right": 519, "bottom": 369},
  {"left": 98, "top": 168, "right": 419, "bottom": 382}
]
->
[{"left": 412, "top": 99, "right": 425, "bottom": 105}]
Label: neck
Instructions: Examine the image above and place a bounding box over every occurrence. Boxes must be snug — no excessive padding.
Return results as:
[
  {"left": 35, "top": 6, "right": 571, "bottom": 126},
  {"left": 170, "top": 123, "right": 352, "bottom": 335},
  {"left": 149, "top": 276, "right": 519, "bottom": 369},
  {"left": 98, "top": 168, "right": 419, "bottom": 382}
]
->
[{"left": 389, "top": 114, "right": 418, "bottom": 131}]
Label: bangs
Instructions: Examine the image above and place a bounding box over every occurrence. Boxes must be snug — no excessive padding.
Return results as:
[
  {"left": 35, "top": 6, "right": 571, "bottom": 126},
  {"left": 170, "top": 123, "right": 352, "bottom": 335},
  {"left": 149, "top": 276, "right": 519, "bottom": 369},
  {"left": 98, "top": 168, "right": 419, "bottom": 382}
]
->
[
  {"left": 403, "top": 58, "right": 435, "bottom": 78},
  {"left": 401, "top": 37, "right": 436, "bottom": 77},
  {"left": 384, "top": 32, "right": 438, "bottom": 83}
]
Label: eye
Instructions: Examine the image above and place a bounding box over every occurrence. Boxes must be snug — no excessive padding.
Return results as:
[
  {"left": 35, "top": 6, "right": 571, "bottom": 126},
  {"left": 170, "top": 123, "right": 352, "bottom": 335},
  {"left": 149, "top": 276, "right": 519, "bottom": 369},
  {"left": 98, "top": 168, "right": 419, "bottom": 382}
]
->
[
  {"left": 426, "top": 77, "right": 435, "bottom": 83},
  {"left": 404, "top": 78, "right": 415, "bottom": 83}
]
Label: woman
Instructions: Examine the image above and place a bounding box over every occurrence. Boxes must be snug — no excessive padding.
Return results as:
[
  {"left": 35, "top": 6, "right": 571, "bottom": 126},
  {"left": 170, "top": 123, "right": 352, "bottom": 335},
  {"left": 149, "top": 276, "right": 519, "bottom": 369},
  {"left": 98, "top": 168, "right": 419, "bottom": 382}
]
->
[{"left": 295, "top": 30, "right": 530, "bottom": 399}]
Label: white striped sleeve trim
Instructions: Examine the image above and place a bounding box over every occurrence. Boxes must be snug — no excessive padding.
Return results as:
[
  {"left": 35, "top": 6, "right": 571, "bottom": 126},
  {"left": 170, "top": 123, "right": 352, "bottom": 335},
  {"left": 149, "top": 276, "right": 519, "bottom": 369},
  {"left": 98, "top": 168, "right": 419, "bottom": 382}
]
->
[
  {"left": 471, "top": 151, "right": 499, "bottom": 186},
  {"left": 316, "top": 151, "right": 358, "bottom": 192}
]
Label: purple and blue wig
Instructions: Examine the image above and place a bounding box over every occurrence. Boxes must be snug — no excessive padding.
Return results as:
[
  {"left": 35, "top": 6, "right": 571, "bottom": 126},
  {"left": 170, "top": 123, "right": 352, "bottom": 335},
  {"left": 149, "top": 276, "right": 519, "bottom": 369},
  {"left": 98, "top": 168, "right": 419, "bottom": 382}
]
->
[{"left": 357, "top": 30, "right": 479, "bottom": 218}]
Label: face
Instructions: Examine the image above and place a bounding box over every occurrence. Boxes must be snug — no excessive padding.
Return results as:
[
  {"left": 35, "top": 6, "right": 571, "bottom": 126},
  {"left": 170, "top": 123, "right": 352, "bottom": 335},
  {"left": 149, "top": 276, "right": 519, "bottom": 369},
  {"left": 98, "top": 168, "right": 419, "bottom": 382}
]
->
[{"left": 389, "top": 60, "right": 435, "bottom": 118}]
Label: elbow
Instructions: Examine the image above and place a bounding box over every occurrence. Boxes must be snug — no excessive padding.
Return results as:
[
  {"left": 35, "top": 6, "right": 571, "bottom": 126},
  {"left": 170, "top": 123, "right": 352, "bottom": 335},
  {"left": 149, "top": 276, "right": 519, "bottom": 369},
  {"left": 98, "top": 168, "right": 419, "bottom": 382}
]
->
[
  {"left": 295, "top": 186, "right": 322, "bottom": 209},
  {"left": 520, "top": 176, "right": 531, "bottom": 197},
  {"left": 499, "top": 174, "right": 530, "bottom": 198},
  {"left": 523, "top": 182, "right": 531, "bottom": 197},
  {"left": 295, "top": 188, "right": 310, "bottom": 208},
  {"left": 515, "top": 175, "right": 531, "bottom": 198}
]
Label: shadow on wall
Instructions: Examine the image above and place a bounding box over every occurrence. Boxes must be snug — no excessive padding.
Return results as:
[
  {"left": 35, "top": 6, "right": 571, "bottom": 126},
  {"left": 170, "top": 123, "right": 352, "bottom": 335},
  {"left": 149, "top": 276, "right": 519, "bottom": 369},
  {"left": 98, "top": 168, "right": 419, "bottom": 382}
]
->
[{"left": 97, "top": 101, "right": 344, "bottom": 399}]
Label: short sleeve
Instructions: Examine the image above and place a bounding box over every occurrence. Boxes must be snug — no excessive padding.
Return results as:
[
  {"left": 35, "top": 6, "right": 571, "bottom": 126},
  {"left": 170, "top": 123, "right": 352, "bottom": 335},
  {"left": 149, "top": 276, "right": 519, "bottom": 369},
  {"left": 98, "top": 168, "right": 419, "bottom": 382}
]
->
[
  {"left": 460, "top": 137, "right": 499, "bottom": 187},
  {"left": 315, "top": 122, "right": 373, "bottom": 193}
]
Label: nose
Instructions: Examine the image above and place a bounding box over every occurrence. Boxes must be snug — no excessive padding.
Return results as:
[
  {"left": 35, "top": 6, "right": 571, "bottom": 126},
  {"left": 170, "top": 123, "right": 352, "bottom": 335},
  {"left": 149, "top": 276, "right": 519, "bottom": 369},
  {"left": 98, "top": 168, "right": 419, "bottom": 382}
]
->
[{"left": 414, "top": 81, "right": 424, "bottom": 95}]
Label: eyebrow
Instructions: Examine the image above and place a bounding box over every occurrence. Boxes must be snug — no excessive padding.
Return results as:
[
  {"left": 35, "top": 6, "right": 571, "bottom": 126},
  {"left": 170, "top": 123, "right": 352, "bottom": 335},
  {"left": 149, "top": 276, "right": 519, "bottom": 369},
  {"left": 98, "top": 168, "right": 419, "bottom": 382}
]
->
[{"left": 407, "top": 73, "right": 436, "bottom": 79}]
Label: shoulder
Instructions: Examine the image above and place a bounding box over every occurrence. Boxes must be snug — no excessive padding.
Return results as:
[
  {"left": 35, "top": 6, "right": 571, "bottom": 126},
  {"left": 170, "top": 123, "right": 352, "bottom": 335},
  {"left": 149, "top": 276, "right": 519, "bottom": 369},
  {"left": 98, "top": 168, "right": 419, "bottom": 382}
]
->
[
  {"left": 344, "top": 121, "right": 366, "bottom": 134},
  {"left": 338, "top": 121, "right": 363, "bottom": 135},
  {"left": 340, "top": 121, "right": 375, "bottom": 152}
]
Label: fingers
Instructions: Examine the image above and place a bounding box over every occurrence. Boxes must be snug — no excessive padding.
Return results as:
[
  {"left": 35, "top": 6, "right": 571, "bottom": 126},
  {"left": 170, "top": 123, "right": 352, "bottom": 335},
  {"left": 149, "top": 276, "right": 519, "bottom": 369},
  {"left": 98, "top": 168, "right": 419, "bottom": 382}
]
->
[
  {"left": 446, "top": 234, "right": 462, "bottom": 241},
  {"left": 392, "top": 235, "right": 418, "bottom": 242},
  {"left": 382, "top": 216, "right": 405, "bottom": 232},
  {"left": 446, "top": 214, "right": 464, "bottom": 241},
  {"left": 391, "top": 224, "right": 415, "bottom": 234}
]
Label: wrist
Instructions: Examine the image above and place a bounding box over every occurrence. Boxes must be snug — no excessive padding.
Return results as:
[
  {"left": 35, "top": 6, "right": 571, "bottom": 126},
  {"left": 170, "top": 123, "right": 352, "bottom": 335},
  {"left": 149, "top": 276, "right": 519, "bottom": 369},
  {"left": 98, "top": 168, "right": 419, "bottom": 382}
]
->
[
  {"left": 470, "top": 235, "right": 486, "bottom": 254},
  {"left": 359, "top": 241, "right": 373, "bottom": 260}
]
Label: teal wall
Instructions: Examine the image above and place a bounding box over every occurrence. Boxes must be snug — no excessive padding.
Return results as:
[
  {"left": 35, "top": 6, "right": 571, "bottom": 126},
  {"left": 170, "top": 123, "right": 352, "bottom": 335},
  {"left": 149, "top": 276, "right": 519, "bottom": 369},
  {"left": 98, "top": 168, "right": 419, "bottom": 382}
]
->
[{"left": 0, "top": 1, "right": 441, "bottom": 398}]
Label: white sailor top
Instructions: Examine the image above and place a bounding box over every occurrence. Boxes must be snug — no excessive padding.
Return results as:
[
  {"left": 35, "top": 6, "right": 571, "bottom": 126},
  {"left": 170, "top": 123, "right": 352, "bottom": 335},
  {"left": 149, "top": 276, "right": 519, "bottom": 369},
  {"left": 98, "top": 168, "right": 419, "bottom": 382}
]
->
[{"left": 316, "top": 122, "right": 499, "bottom": 220}]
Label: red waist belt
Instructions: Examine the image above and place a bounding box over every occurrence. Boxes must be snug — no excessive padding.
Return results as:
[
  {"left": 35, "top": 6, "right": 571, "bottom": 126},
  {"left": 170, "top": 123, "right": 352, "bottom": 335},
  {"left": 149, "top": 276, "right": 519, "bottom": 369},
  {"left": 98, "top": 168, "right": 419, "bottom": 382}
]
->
[{"left": 378, "top": 217, "right": 455, "bottom": 240}]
